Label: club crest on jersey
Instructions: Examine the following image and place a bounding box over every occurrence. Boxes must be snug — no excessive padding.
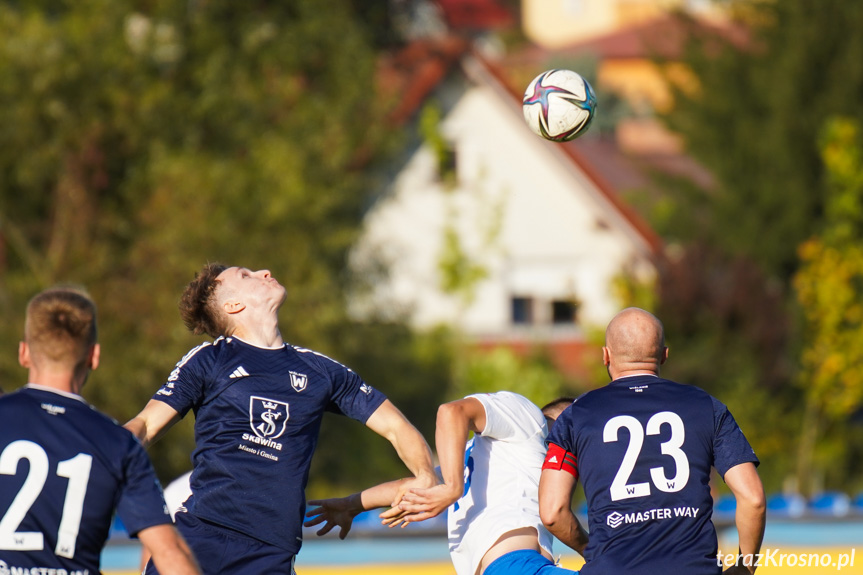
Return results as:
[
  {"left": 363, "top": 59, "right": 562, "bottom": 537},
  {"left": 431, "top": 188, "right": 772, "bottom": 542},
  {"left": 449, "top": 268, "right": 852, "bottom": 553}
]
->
[
  {"left": 289, "top": 371, "right": 308, "bottom": 392},
  {"left": 249, "top": 396, "right": 289, "bottom": 440}
]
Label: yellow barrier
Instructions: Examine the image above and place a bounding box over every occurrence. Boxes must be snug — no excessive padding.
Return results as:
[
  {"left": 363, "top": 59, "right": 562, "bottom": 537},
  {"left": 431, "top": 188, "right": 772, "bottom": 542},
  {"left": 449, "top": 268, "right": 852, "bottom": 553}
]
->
[
  {"left": 107, "top": 555, "right": 585, "bottom": 575},
  {"left": 298, "top": 555, "right": 585, "bottom": 574},
  {"left": 108, "top": 548, "right": 862, "bottom": 574}
]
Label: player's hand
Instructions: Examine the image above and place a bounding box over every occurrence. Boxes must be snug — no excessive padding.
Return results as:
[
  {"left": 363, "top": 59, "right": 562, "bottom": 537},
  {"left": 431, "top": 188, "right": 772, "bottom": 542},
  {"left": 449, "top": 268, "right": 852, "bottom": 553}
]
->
[
  {"left": 304, "top": 494, "right": 362, "bottom": 540},
  {"left": 394, "top": 483, "right": 462, "bottom": 524},
  {"left": 391, "top": 472, "right": 437, "bottom": 507},
  {"left": 380, "top": 474, "right": 439, "bottom": 528}
]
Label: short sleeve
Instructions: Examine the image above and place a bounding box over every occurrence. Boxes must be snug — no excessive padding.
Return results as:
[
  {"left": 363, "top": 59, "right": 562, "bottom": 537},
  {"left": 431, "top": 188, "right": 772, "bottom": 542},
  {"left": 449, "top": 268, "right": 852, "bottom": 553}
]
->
[
  {"left": 324, "top": 359, "right": 387, "bottom": 423},
  {"left": 116, "top": 436, "right": 172, "bottom": 536},
  {"left": 469, "top": 392, "right": 544, "bottom": 442},
  {"left": 712, "top": 397, "right": 759, "bottom": 477},
  {"left": 151, "top": 343, "right": 211, "bottom": 417}
]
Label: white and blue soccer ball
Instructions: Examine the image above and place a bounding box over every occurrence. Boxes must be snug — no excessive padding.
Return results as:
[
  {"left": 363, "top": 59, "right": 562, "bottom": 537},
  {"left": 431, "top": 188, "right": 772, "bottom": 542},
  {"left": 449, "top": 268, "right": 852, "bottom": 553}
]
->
[{"left": 522, "top": 69, "right": 597, "bottom": 142}]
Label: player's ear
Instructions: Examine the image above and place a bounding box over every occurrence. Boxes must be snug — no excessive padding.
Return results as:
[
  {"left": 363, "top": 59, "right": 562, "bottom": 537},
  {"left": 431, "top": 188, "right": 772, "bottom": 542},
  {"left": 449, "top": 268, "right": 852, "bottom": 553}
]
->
[
  {"left": 88, "top": 343, "right": 100, "bottom": 371},
  {"left": 602, "top": 346, "right": 611, "bottom": 367},
  {"left": 18, "top": 341, "right": 30, "bottom": 368},
  {"left": 660, "top": 346, "right": 669, "bottom": 365},
  {"left": 224, "top": 300, "right": 246, "bottom": 315}
]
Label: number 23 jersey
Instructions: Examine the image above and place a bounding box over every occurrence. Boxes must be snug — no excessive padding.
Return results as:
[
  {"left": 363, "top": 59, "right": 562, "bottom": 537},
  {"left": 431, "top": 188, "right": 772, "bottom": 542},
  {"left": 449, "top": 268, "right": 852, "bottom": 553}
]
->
[
  {"left": 545, "top": 375, "right": 759, "bottom": 575},
  {"left": 153, "top": 336, "right": 386, "bottom": 554}
]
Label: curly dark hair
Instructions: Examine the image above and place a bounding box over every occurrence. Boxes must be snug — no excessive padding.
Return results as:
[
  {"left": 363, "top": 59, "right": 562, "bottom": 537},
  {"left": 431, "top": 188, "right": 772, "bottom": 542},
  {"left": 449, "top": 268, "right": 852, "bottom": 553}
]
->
[{"left": 179, "top": 263, "right": 230, "bottom": 337}]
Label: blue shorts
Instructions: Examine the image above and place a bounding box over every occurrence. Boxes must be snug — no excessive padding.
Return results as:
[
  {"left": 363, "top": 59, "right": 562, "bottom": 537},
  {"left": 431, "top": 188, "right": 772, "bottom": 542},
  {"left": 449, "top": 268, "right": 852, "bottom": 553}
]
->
[
  {"left": 144, "top": 512, "right": 296, "bottom": 575},
  {"left": 484, "top": 549, "right": 579, "bottom": 575}
]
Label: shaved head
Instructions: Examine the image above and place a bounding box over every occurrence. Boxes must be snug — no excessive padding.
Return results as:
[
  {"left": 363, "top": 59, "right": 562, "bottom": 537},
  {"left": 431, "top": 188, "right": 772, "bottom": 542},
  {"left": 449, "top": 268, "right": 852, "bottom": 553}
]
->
[{"left": 604, "top": 308, "right": 667, "bottom": 376}]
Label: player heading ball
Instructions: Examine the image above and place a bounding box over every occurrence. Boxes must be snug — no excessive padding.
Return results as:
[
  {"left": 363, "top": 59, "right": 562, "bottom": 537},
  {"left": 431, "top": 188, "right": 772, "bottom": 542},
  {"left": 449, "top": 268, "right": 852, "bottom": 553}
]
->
[{"left": 125, "top": 263, "right": 436, "bottom": 575}]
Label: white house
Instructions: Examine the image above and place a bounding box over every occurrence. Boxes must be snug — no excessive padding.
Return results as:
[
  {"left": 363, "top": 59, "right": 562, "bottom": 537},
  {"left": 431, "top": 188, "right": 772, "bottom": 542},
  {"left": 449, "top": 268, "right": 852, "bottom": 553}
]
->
[{"left": 352, "top": 48, "right": 661, "bottom": 374}]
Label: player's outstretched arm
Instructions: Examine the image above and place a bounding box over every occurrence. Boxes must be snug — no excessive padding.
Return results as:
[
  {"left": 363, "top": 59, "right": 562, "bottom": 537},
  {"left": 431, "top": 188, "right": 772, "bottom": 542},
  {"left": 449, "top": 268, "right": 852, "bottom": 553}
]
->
[
  {"left": 539, "top": 467, "right": 589, "bottom": 556},
  {"left": 398, "top": 398, "right": 485, "bottom": 522},
  {"left": 723, "top": 462, "right": 766, "bottom": 574},
  {"left": 305, "top": 478, "right": 413, "bottom": 539},
  {"left": 124, "top": 399, "right": 182, "bottom": 448},
  {"left": 138, "top": 523, "right": 201, "bottom": 575},
  {"left": 365, "top": 400, "right": 437, "bottom": 491}
]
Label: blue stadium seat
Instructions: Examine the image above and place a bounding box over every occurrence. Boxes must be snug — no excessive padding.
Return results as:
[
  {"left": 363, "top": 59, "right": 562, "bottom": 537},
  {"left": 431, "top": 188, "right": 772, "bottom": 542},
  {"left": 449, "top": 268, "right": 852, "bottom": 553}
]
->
[
  {"left": 766, "top": 493, "right": 806, "bottom": 518},
  {"left": 809, "top": 491, "right": 851, "bottom": 517},
  {"left": 348, "top": 509, "right": 381, "bottom": 533},
  {"left": 108, "top": 515, "right": 129, "bottom": 540},
  {"left": 713, "top": 494, "right": 737, "bottom": 520},
  {"left": 851, "top": 493, "right": 863, "bottom": 515}
]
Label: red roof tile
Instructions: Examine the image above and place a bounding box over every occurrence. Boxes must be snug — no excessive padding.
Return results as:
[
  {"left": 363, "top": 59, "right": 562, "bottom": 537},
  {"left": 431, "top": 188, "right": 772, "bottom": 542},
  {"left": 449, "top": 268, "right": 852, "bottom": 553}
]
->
[
  {"left": 434, "top": 0, "right": 515, "bottom": 30},
  {"left": 559, "top": 13, "right": 749, "bottom": 60}
]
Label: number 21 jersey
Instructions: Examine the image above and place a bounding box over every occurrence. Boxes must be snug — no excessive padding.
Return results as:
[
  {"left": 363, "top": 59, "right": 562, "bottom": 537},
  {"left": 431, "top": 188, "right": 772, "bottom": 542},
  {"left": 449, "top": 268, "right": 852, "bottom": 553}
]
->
[
  {"left": 545, "top": 375, "right": 759, "bottom": 575},
  {"left": 0, "top": 385, "right": 171, "bottom": 573}
]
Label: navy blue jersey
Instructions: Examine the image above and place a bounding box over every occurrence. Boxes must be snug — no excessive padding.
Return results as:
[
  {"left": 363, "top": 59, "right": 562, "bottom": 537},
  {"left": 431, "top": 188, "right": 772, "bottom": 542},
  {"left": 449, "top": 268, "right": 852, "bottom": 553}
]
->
[
  {"left": 545, "top": 375, "right": 758, "bottom": 575},
  {"left": 153, "top": 336, "right": 387, "bottom": 553},
  {"left": 0, "top": 385, "right": 171, "bottom": 573}
]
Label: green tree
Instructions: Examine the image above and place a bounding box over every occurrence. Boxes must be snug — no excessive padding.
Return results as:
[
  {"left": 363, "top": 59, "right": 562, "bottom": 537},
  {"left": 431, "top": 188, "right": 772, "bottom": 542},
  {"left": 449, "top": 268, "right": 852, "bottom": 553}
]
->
[
  {"left": 662, "top": 1, "right": 863, "bottom": 279},
  {"left": 793, "top": 119, "right": 863, "bottom": 494},
  {"left": 450, "top": 345, "right": 570, "bottom": 408},
  {"left": 646, "top": 0, "right": 863, "bottom": 492},
  {"left": 0, "top": 0, "right": 448, "bottom": 488},
  {"left": 653, "top": 243, "right": 798, "bottom": 491}
]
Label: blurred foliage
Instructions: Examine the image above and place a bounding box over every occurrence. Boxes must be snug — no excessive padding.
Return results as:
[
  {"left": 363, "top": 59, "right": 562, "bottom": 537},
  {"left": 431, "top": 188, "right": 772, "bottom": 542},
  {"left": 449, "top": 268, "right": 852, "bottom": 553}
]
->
[
  {"left": 793, "top": 119, "right": 863, "bottom": 493},
  {"left": 0, "top": 0, "right": 454, "bottom": 490},
  {"left": 653, "top": 0, "right": 863, "bottom": 493},
  {"left": 610, "top": 265, "right": 659, "bottom": 315},
  {"left": 449, "top": 344, "right": 569, "bottom": 408},
  {"left": 661, "top": 1, "right": 863, "bottom": 280},
  {"left": 307, "top": 324, "right": 454, "bottom": 498},
  {"left": 651, "top": 244, "right": 801, "bottom": 492}
]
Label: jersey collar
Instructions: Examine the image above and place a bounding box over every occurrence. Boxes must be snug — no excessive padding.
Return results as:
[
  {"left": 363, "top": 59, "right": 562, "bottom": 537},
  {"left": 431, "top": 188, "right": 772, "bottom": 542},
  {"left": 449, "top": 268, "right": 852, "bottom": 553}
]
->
[{"left": 24, "top": 383, "right": 89, "bottom": 404}]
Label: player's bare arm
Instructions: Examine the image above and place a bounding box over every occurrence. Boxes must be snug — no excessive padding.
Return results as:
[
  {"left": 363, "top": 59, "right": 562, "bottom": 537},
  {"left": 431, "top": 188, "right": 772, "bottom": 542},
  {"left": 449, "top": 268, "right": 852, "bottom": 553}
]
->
[
  {"left": 137, "top": 523, "right": 201, "bottom": 575},
  {"left": 124, "top": 399, "right": 183, "bottom": 448},
  {"left": 398, "top": 397, "right": 486, "bottom": 522},
  {"left": 364, "top": 399, "right": 436, "bottom": 494},
  {"left": 723, "top": 462, "right": 766, "bottom": 574},
  {"left": 307, "top": 401, "right": 440, "bottom": 537},
  {"left": 304, "top": 477, "right": 414, "bottom": 539},
  {"left": 539, "top": 467, "right": 589, "bottom": 556}
]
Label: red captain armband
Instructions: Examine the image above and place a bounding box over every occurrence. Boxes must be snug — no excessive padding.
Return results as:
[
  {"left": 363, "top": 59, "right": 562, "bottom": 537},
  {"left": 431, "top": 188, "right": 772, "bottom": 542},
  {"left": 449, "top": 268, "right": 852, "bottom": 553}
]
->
[{"left": 543, "top": 443, "right": 578, "bottom": 479}]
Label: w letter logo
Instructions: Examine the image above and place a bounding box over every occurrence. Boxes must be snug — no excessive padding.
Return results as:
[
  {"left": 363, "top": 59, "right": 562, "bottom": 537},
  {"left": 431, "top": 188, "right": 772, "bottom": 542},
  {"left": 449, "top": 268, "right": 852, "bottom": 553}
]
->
[{"left": 289, "top": 371, "right": 308, "bottom": 392}]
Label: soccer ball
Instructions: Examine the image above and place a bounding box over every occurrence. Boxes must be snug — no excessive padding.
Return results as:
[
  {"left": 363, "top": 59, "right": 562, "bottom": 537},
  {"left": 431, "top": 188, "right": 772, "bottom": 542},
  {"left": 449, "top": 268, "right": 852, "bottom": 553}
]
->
[{"left": 522, "top": 69, "right": 597, "bottom": 142}]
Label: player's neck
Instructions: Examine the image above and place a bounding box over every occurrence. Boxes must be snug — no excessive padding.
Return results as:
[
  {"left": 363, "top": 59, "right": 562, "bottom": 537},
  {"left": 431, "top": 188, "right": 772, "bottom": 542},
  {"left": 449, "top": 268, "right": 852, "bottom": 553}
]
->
[
  {"left": 26, "top": 368, "right": 86, "bottom": 396},
  {"left": 231, "top": 321, "right": 284, "bottom": 348},
  {"left": 610, "top": 368, "right": 660, "bottom": 381}
]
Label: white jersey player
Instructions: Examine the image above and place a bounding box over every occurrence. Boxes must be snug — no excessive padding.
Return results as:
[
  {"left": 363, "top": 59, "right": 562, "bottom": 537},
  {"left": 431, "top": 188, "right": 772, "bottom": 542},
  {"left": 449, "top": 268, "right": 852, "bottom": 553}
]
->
[
  {"left": 442, "top": 392, "right": 570, "bottom": 575},
  {"left": 305, "top": 392, "right": 579, "bottom": 575}
]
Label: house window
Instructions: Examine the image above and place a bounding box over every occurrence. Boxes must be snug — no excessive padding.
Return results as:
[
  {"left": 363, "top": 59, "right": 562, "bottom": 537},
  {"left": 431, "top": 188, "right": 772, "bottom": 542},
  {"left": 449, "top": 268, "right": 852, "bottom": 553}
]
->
[
  {"left": 438, "top": 142, "right": 457, "bottom": 184},
  {"left": 551, "top": 300, "right": 577, "bottom": 325},
  {"left": 511, "top": 297, "right": 534, "bottom": 325}
]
